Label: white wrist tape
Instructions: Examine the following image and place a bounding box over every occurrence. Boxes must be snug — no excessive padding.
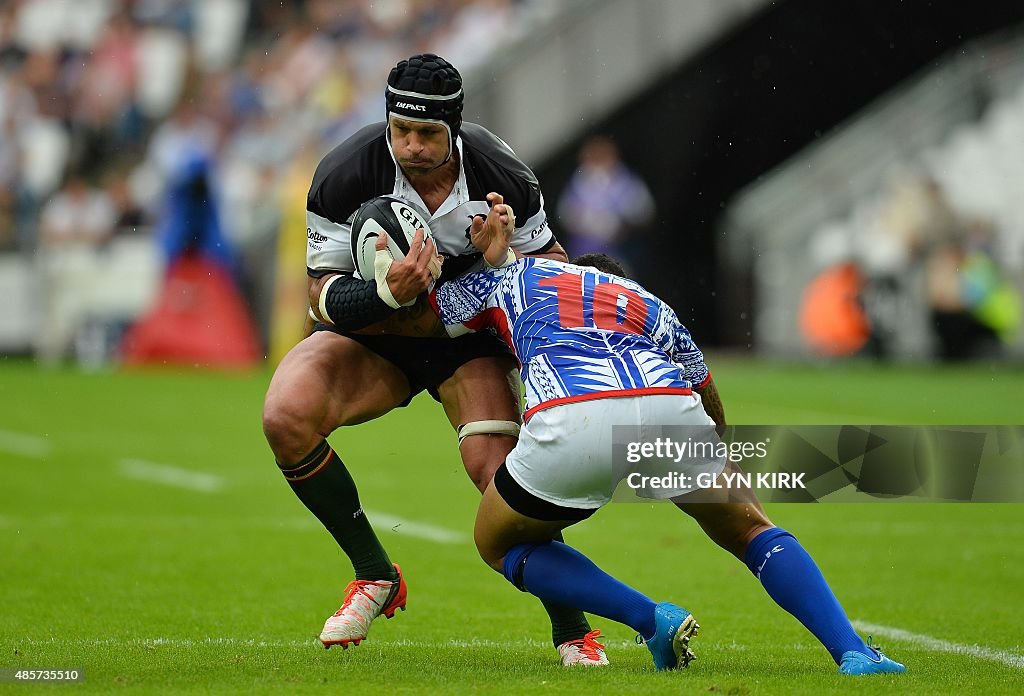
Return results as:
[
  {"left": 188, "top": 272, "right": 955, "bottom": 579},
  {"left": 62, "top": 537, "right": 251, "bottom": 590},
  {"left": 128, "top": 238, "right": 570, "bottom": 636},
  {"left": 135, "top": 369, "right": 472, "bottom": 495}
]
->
[
  {"left": 373, "top": 247, "right": 416, "bottom": 308},
  {"left": 486, "top": 248, "right": 517, "bottom": 269},
  {"left": 427, "top": 254, "right": 442, "bottom": 281}
]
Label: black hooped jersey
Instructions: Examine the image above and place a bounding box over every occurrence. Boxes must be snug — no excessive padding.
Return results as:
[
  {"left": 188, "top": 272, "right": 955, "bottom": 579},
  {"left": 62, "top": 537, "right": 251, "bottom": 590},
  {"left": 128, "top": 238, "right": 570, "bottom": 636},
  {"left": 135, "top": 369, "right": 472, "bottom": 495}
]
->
[{"left": 306, "top": 121, "right": 558, "bottom": 284}]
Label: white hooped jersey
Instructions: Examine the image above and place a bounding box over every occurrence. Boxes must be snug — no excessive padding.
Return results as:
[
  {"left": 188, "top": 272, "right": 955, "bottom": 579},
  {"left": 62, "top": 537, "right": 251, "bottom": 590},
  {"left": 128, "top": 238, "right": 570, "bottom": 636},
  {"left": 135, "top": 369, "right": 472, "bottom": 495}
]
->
[
  {"left": 306, "top": 121, "right": 557, "bottom": 284},
  {"left": 429, "top": 257, "right": 711, "bottom": 421}
]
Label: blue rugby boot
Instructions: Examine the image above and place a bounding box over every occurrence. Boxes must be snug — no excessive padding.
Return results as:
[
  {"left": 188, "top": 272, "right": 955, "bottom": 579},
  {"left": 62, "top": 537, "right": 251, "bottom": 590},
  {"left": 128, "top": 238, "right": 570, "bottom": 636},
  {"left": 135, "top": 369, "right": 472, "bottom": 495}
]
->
[
  {"left": 839, "top": 636, "right": 906, "bottom": 675},
  {"left": 644, "top": 602, "right": 699, "bottom": 670}
]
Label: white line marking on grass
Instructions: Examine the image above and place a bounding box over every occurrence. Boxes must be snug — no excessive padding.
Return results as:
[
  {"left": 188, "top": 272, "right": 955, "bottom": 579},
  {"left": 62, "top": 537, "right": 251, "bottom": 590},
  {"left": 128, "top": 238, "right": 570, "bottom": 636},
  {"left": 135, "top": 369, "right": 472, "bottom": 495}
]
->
[
  {"left": 15, "top": 637, "right": 748, "bottom": 651},
  {"left": 117, "top": 459, "right": 225, "bottom": 493},
  {"left": 0, "top": 512, "right": 465, "bottom": 545},
  {"left": 269, "top": 510, "right": 465, "bottom": 545},
  {"left": 0, "top": 429, "right": 51, "bottom": 459},
  {"left": 15, "top": 637, "right": 550, "bottom": 650},
  {"left": 18, "top": 637, "right": 312, "bottom": 649},
  {"left": 853, "top": 621, "right": 1024, "bottom": 669},
  {"left": 18, "top": 628, "right": 1024, "bottom": 668},
  {"left": 365, "top": 509, "right": 467, "bottom": 545}
]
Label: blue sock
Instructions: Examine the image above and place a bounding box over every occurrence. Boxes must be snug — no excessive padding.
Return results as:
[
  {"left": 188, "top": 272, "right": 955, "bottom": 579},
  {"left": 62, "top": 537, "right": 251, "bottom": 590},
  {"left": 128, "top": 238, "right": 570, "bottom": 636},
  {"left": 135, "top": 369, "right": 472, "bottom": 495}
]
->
[
  {"left": 745, "top": 527, "right": 869, "bottom": 663},
  {"left": 502, "top": 541, "right": 657, "bottom": 639}
]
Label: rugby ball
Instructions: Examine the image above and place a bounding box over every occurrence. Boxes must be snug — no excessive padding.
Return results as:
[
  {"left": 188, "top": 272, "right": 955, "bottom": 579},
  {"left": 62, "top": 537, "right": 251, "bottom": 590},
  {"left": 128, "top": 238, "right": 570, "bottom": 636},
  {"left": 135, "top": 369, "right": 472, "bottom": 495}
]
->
[{"left": 350, "top": 195, "right": 435, "bottom": 282}]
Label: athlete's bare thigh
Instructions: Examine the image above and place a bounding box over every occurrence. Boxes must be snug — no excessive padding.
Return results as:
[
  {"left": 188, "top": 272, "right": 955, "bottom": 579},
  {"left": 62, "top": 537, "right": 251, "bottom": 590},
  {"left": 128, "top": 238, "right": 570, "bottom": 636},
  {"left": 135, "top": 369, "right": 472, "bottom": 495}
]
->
[
  {"left": 263, "top": 331, "right": 411, "bottom": 466},
  {"left": 474, "top": 481, "right": 572, "bottom": 571},
  {"left": 674, "top": 460, "right": 775, "bottom": 560},
  {"left": 436, "top": 355, "right": 521, "bottom": 492}
]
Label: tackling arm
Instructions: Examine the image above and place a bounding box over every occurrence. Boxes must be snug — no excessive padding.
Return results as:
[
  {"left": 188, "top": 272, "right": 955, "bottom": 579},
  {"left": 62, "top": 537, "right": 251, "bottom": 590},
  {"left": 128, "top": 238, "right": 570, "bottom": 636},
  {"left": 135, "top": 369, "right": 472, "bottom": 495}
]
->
[
  {"left": 650, "top": 302, "right": 725, "bottom": 434},
  {"left": 695, "top": 378, "right": 726, "bottom": 436},
  {"left": 521, "top": 240, "right": 568, "bottom": 263},
  {"left": 469, "top": 192, "right": 518, "bottom": 268},
  {"left": 354, "top": 295, "right": 447, "bottom": 338}
]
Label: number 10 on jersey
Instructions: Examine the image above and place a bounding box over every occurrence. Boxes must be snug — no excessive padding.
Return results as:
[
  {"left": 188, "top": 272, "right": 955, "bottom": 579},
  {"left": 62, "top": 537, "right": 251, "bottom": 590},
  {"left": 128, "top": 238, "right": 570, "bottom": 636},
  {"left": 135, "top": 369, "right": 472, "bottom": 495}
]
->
[{"left": 538, "top": 273, "right": 648, "bottom": 334}]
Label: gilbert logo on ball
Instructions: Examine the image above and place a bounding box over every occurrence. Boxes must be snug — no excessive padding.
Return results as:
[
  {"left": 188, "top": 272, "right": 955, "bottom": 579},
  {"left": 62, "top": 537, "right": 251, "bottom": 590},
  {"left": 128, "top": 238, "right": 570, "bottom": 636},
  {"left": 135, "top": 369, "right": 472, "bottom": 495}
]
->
[{"left": 350, "top": 195, "right": 436, "bottom": 282}]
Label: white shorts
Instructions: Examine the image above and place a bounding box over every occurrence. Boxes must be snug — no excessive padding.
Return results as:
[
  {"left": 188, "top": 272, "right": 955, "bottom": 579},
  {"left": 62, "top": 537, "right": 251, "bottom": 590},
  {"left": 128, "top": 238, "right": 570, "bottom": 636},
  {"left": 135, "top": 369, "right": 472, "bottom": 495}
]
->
[{"left": 504, "top": 394, "right": 726, "bottom": 511}]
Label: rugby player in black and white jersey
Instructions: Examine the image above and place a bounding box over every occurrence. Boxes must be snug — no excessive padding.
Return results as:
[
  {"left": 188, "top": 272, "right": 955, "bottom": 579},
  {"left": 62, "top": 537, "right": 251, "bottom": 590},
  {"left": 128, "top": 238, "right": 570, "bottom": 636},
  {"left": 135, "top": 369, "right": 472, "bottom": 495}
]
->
[{"left": 262, "top": 54, "right": 608, "bottom": 666}]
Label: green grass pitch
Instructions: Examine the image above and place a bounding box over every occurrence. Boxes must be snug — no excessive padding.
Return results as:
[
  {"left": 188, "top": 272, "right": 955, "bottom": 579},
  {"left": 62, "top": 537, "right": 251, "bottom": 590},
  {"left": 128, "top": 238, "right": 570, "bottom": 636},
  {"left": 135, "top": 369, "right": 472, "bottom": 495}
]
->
[{"left": 2, "top": 358, "right": 1022, "bottom": 694}]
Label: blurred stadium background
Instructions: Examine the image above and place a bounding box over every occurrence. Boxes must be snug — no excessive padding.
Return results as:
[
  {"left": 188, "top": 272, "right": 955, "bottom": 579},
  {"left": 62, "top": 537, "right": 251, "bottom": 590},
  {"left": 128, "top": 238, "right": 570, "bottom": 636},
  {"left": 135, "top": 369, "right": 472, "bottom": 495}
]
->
[
  {"left": 1, "top": 0, "right": 1023, "bottom": 366},
  {"left": 2, "top": 1, "right": 1024, "bottom": 693}
]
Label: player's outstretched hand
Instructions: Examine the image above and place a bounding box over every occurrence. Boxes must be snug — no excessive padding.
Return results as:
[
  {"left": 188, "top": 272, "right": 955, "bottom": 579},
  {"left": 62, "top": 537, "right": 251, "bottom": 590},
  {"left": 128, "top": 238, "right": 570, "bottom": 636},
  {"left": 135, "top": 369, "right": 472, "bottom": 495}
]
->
[
  {"left": 470, "top": 191, "right": 515, "bottom": 267},
  {"left": 376, "top": 229, "right": 440, "bottom": 306}
]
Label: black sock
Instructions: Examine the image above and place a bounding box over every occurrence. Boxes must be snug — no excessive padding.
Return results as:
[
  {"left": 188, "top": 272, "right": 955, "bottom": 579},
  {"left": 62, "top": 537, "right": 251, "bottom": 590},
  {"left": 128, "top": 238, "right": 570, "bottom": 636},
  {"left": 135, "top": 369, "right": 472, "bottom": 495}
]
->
[
  {"left": 279, "top": 441, "right": 397, "bottom": 581},
  {"left": 542, "top": 531, "right": 593, "bottom": 646}
]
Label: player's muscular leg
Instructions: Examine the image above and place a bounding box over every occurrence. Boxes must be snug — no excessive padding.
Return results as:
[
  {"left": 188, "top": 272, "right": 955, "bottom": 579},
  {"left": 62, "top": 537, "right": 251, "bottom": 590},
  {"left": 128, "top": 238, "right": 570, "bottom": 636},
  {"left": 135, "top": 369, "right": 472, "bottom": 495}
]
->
[
  {"left": 436, "top": 356, "right": 521, "bottom": 491},
  {"left": 678, "top": 463, "right": 887, "bottom": 670},
  {"left": 441, "top": 355, "right": 598, "bottom": 651},
  {"left": 263, "top": 331, "right": 411, "bottom": 465},
  {"left": 674, "top": 461, "right": 775, "bottom": 560},
  {"left": 475, "top": 481, "right": 569, "bottom": 571}
]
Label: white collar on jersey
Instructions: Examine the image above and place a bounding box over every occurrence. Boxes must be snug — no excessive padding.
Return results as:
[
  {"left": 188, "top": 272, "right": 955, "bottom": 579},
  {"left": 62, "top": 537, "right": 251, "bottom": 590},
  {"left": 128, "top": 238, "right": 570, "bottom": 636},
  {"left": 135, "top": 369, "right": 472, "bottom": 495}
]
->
[{"left": 385, "top": 127, "right": 468, "bottom": 220}]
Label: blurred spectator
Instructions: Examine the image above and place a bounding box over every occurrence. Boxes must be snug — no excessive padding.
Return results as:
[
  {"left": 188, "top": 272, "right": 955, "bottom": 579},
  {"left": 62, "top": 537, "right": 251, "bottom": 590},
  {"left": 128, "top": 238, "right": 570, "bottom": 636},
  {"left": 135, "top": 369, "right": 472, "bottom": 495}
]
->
[
  {"left": 147, "top": 99, "right": 219, "bottom": 179},
  {"left": 805, "top": 161, "right": 1024, "bottom": 361},
  {"left": 867, "top": 173, "right": 1023, "bottom": 359},
  {"left": 104, "top": 169, "right": 147, "bottom": 236},
  {"left": 39, "top": 173, "right": 116, "bottom": 250},
  {"left": 0, "top": 113, "right": 21, "bottom": 250},
  {"left": 926, "top": 218, "right": 1020, "bottom": 360},
  {"left": 228, "top": 163, "right": 280, "bottom": 351},
  {"left": 799, "top": 262, "right": 871, "bottom": 357},
  {"left": 557, "top": 136, "right": 655, "bottom": 272},
  {"left": 0, "top": 4, "right": 28, "bottom": 68},
  {"left": 36, "top": 172, "right": 117, "bottom": 363},
  {"left": 72, "top": 8, "right": 144, "bottom": 166},
  {"left": 156, "top": 148, "right": 235, "bottom": 272}
]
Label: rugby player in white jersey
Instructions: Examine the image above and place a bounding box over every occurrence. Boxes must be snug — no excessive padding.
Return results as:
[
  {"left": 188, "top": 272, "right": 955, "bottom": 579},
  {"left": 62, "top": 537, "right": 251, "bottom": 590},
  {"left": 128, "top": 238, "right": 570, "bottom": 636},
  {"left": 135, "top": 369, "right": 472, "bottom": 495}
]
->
[{"left": 262, "top": 54, "right": 606, "bottom": 665}]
